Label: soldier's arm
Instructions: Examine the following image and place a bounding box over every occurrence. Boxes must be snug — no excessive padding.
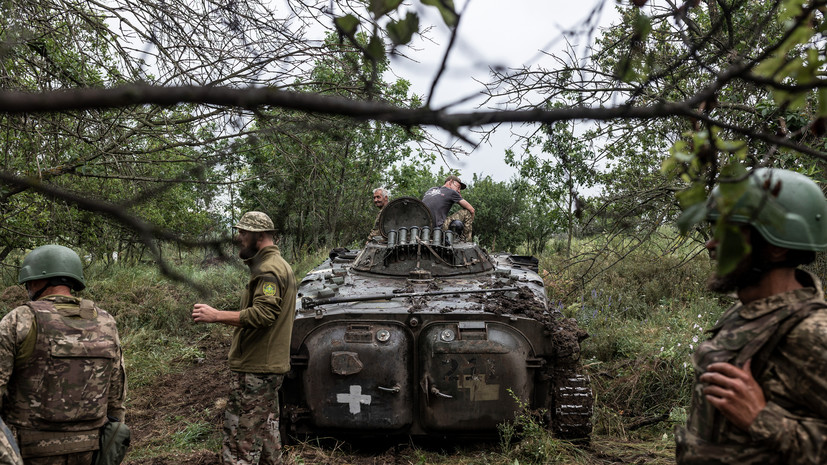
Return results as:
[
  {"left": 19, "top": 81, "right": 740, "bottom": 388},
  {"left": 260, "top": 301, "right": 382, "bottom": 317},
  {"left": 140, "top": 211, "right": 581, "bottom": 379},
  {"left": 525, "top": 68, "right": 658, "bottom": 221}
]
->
[
  {"left": 192, "top": 304, "right": 242, "bottom": 327},
  {"left": 747, "top": 311, "right": 827, "bottom": 464},
  {"left": 458, "top": 199, "right": 475, "bottom": 215},
  {"left": 107, "top": 343, "right": 127, "bottom": 422},
  {"left": 238, "top": 274, "right": 283, "bottom": 328},
  {"left": 0, "top": 308, "right": 34, "bottom": 404}
]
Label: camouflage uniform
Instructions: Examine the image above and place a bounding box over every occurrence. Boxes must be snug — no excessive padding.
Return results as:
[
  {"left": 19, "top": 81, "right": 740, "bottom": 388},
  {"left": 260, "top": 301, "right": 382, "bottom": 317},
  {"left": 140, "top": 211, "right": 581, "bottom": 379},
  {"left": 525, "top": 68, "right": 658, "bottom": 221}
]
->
[
  {"left": 224, "top": 241, "right": 296, "bottom": 465},
  {"left": 368, "top": 210, "right": 383, "bottom": 240},
  {"left": 443, "top": 209, "right": 474, "bottom": 242},
  {"left": 0, "top": 295, "right": 126, "bottom": 464},
  {"left": 223, "top": 373, "right": 283, "bottom": 465},
  {"left": 676, "top": 270, "right": 827, "bottom": 464},
  {"left": 0, "top": 416, "right": 22, "bottom": 465}
]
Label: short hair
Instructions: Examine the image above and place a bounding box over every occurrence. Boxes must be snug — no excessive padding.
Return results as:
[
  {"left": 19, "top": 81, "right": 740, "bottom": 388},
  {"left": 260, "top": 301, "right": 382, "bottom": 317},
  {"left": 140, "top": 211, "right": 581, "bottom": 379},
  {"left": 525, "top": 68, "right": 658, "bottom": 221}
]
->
[{"left": 373, "top": 187, "right": 390, "bottom": 198}]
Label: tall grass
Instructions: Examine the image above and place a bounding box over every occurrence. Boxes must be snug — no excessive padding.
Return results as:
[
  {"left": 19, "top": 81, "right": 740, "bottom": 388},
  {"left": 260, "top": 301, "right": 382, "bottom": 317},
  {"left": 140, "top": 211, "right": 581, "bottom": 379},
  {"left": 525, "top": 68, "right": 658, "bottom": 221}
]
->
[{"left": 539, "top": 235, "right": 731, "bottom": 442}]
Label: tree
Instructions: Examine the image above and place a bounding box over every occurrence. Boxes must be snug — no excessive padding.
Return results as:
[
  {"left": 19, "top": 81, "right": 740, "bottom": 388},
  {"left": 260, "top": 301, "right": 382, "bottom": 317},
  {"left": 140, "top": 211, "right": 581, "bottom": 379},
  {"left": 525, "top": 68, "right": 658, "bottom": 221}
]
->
[
  {"left": 461, "top": 175, "right": 529, "bottom": 252},
  {"left": 2, "top": 0, "right": 827, "bottom": 283},
  {"left": 234, "top": 33, "right": 424, "bottom": 253}
]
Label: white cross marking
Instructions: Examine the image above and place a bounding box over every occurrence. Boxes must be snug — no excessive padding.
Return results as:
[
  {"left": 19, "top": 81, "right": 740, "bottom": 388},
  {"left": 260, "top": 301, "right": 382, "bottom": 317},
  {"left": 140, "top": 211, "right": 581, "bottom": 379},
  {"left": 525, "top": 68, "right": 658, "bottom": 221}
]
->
[{"left": 336, "top": 385, "right": 372, "bottom": 414}]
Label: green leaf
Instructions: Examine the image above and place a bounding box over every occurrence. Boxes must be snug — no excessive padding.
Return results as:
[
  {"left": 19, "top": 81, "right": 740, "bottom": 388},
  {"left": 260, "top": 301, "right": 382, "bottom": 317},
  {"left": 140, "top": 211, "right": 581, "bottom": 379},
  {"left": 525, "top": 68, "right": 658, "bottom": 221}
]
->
[
  {"left": 616, "top": 56, "right": 637, "bottom": 83},
  {"left": 716, "top": 222, "right": 748, "bottom": 275},
  {"left": 661, "top": 156, "right": 677, "bottom": 175},
  {"left": 369, "top": 0, "right": 404, "bottom": 18},
  {"left": 714, "top": 138, "right": 747, "bottom": 156},
  {"left": 779, "top": 0, "right": 807, "bottom": 22},
  {"left": 632, "top": 12, "right": 652, "bottom": 41},
  {"left": 366, "top": 35, "right": 386, "bottom": 61},
  {"left": 754, "top": 53, "right": 786, "bottom": 78},
  {"left": 692, "top": 130, "right": 709, "bottom": 150},
  {"left": 421, "top": 0, "right": 458, "bottom": 27},
  {"left": 719, "top": 161, "right": 747, "bottom": 180},
  {"left": 818, "top": 88, "right": 827, "bottom": 117},
  {"left": 334, "top": 14, "right": 359, "bottom": 37},
  {"left": 676, "top": 182, "right": 707, "bottom": 208},
  {"left": 388, "top": 12, "right": 419, "bottom": 45},
  {"left": 676, "top": 202, "right": 708, "bottom": 235}
]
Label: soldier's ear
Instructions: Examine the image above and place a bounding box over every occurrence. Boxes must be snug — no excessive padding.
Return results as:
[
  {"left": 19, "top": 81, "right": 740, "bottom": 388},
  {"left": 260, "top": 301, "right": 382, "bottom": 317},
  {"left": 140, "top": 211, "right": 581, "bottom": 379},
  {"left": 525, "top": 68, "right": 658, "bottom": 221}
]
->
[{"left": 765, "top": 244, "right": 789, "bottom": 263}]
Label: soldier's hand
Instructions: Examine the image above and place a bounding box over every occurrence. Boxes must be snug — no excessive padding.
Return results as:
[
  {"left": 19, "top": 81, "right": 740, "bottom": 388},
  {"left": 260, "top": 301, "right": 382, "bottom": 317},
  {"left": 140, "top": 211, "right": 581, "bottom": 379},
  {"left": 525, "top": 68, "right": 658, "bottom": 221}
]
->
[
  {"left": 192, "top": 303, "right": 220, "bottom": 323},
  {"left": 700, "top": 359, "right": 766, "bottom": 431}
]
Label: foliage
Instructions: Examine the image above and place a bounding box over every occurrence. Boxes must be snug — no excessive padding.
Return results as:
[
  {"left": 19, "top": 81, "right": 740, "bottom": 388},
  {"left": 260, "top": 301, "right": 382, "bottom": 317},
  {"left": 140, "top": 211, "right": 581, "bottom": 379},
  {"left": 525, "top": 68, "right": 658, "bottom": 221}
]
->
[
  {"left": 506, "top": 114, "right": 601, "bottom": 256},
  {"left": 498, "top": 390, "right": 588, "bottom": 465},
  {"left": 461, "top": 175, "right": 528, "bottom": 251},
  {"left": 542, "top": 233, "right": 727, "bottom": 441},
  {"left": 386, "top": 158, "right": 445, "bottom": 199},
  {"left": 235, "top": 33, "right": 424, "bottom": 254}
]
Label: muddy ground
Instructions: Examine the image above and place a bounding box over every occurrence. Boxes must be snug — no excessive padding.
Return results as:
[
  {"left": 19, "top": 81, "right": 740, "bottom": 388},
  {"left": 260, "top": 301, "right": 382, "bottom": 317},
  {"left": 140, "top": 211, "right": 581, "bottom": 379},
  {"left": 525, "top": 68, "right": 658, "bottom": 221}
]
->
[{"left": 123, "top": 331, "right": 674, "bottom": 465}]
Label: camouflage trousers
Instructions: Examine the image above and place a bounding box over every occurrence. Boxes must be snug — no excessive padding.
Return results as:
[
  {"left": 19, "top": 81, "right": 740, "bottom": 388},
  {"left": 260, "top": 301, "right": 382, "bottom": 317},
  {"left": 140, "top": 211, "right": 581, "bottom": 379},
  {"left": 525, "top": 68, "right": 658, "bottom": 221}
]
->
[
  {"left": 443, "top": 209, "right": 474, "bottom": 242},
  {"left": 24, "top": 452, "right": 93, "bottom": 465},
  {"left": 223, "top": 372, "right": 284, "bottom": 465}
]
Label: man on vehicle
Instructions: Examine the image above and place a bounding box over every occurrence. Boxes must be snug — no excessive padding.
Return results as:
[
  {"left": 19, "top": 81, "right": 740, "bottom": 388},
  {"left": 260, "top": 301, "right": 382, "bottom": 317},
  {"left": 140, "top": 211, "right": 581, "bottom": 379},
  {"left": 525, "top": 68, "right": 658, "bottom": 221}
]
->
[
  {"left": 192, "top": 211, "right": 296, "bottom": 465},
  {"left": 421, "top": 175, "right": 475, "bottom": 241},
  {"left": 368, "top": 187, "right": 390, "bottom": 239},
  {"left": 676, "top": 168, "right": 827, "bottom": 464},
  {"left": 0, "top": 245, "right": 127, "bottom": 464}
]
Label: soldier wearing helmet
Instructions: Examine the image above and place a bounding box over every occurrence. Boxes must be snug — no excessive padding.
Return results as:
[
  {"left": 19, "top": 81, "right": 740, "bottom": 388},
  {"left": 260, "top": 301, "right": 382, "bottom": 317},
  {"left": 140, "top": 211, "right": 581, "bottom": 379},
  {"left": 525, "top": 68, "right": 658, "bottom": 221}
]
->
[
  {"left": 192, "top": 211, "right": 296, "bottom": 465},
  {"left": 676, "top": 168, "right": 827, "bottom": 464},
  {"left": 0, "top": 245, "right": 127, "bottom": 464}
]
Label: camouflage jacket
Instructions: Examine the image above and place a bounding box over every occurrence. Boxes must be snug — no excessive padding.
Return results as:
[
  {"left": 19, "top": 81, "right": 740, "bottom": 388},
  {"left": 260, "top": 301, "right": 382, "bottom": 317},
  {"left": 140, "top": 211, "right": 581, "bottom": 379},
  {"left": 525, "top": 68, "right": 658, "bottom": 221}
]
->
[
  {"left": 676, "top": 270, "right": 827, "bottom": 465},
  {"left": 368, "top": 209, "right": 382, "bottom": 240},
  {"left": 0, "top": 416, "right": 21, "bottom": 465},
  {"left": 0, "top": 296, "right": 126, "bottom": 456},
  {"left": 229, "top": 245, "right": 297, "bottom": 374}
]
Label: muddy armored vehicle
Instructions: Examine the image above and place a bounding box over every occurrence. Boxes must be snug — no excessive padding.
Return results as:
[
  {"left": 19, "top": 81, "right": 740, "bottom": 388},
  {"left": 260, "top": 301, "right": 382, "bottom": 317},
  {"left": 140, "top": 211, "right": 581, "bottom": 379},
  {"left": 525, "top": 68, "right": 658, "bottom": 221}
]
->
[{"left": 280, "top": 197, "right": 593, "bottom": 439}]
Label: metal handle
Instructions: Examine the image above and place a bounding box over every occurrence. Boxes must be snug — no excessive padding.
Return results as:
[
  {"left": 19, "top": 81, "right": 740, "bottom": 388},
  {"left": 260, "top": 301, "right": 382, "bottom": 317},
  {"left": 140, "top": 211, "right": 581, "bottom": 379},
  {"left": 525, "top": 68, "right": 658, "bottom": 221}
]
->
[
  {"left": 430, "top": 386, "right": 453, "bottom": 399},
  {"left": 377, "top": 384, "right": 400, "bottom": 394}
]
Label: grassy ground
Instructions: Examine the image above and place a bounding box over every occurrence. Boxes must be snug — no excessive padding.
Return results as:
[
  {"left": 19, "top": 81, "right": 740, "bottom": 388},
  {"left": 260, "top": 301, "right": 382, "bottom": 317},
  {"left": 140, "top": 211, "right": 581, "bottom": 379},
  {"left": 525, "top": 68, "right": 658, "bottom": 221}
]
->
[{"left": 0, "top": 241, "right": 732, "bottom": 464}]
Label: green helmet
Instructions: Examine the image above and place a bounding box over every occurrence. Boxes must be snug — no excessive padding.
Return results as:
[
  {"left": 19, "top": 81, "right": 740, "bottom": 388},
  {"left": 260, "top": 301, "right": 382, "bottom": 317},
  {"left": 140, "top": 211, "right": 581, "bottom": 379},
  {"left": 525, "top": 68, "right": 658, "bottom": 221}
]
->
[
  {"left": 708, "top": 168, "right": 827, "bottom": 251},
  {"left": 18, "top": 245, "right": 86, "bottom": 291}
]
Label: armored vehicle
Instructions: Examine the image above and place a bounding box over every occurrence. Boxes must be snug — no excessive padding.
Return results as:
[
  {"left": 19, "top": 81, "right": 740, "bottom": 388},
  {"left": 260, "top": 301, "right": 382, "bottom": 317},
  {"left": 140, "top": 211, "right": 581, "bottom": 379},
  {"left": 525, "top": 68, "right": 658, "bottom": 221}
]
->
[{"left": 280, "top": 197, "right": 593, "bottom": 440}]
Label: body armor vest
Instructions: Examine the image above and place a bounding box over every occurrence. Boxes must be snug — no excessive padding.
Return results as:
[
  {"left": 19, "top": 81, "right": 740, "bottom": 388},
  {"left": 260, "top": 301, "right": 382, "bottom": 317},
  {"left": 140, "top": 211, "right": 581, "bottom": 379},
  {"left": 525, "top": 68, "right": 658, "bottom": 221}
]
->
[
  {"left": 4, "top": 299, "right": 119, "bottom": 432},
  {"left": 676, "top": 299, "right": 827, "bottom": 464}
]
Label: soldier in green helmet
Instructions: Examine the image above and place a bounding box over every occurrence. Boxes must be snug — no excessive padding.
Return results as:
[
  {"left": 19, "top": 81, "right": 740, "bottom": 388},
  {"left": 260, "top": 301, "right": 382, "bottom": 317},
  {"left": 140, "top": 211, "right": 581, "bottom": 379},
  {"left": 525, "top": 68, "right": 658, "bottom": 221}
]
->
[
  {"left": 676, "top": 168, "right": 827, "bottom": 464},
  {"left": 192, "top": 211, "right": 296, "bottom": 465},
  {"left": 0, "top": 245, "right": 127, "bottom": 464}
]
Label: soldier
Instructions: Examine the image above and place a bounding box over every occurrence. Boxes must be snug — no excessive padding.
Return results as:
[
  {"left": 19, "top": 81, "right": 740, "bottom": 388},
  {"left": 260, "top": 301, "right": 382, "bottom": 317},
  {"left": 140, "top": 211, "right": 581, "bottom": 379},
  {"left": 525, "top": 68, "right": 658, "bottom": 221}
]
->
[
  {"left": 422, "top": 175, "right": 475, "bottom": 241},
  {"left": 676, "top": 168, "right": 827, "bottom": 464},
  {"left": 0, "top": 245, "right": 126, "bottom": 464},
  {"left": 192, "top": 211, "right": 296, "bottom": 465},
  {"left": 0, "top": 416, "right": 22, "bottom": 465},
  {"left": 368, "top": 187, "right": 390, "bottom": 240}
]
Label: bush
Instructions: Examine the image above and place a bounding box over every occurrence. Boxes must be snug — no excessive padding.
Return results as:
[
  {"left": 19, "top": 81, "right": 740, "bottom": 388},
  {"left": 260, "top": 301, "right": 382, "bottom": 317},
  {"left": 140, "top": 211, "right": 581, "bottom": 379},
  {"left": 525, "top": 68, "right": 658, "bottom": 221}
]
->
[{"left": 539, "top": 238, "right": 730, "bottom": 440}]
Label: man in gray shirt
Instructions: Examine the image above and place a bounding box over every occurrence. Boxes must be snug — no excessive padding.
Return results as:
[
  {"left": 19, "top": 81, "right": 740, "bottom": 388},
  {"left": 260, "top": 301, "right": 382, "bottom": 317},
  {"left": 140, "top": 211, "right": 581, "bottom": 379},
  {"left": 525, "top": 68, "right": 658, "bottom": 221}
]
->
[{"left": 422, "top": 175, "right": 475, "bottom": 240}]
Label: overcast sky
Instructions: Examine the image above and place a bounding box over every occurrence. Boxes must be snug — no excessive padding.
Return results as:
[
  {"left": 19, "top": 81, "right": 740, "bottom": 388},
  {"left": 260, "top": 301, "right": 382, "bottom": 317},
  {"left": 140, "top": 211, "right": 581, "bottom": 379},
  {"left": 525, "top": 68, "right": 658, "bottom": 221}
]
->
[{"left": 386, "top": 0, "right": 622, "bottom": 183}]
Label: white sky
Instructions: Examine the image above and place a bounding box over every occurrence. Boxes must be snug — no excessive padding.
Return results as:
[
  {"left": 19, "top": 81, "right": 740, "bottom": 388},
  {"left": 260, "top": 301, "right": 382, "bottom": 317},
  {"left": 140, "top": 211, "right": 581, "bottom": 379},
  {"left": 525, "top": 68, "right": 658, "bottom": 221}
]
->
[{"left": 386, "top": 0, "right": 622, "bottom": 183}]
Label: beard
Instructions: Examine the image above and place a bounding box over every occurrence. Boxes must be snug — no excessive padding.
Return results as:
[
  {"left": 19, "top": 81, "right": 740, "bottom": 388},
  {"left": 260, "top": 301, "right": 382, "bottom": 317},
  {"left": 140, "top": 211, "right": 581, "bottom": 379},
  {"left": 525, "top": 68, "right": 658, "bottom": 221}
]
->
[
  {"left": 238, "top": 233, "right": 261, "bottom": 260},
  {"left": 707, "top": 253, "right": 767, "bottom": 294}
]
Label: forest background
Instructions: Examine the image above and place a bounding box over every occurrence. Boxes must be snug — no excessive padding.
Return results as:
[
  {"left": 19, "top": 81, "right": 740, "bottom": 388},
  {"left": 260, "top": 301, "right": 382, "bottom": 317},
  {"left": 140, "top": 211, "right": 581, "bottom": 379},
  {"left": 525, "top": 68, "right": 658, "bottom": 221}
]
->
[{"left": 2, "top": 0, "right": 827, "bottom": 463}]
